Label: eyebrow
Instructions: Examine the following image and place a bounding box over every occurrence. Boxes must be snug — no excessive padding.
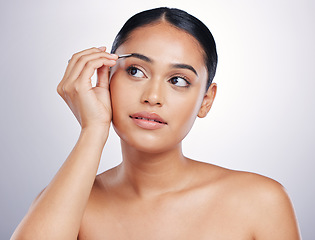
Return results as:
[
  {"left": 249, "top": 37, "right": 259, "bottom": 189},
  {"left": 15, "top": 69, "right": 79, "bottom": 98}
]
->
[
  {"left": 121, "top": 53, "right": 152, "bottom": 63},
  {"left": 121, "top": 53, "right": 198, "bottom": 76},
  {"left": 171, "top": 63, "right": 198, "bottom": 76}
]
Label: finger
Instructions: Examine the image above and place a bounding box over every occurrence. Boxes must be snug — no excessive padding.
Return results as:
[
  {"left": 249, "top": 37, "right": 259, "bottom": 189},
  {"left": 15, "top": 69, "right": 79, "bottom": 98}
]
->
[
  {"left": 77, "top": 58, "right": 117, "bottom": 86},
  {"left": 59, "top": 51, "right": 116, "bottom": 94},
  {"left": 68, "top": 47, "right": 107, "bottom": 66},
  {"left": 65, "top": 47, "right": 115, "bottom": 80},
  {"left": 96, "top": 65, "right": 110, "bottom": 89},
  {"left": 64, "top": 47, "right": 104, "bottom": 78},
  {"left": 59, "top": 47, "right": 105, "bottom": 93},
  {"left": 67, "top": 52, "right": 117, "bottom": 83}
]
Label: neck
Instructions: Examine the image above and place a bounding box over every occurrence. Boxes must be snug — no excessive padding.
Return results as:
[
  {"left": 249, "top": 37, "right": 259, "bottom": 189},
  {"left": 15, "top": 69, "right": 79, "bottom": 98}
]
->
[{"left": 117, "top": 140, "right": 192, "bottom": 198}]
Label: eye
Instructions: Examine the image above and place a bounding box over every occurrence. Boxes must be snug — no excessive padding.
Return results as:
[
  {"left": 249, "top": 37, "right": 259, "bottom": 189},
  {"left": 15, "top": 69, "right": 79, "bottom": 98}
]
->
[
  {"left": 126, "top": 66, "right": 145, "bottom": 78},
  {"left": 168, "top": 76, "right": 191, "bottom": 87}
]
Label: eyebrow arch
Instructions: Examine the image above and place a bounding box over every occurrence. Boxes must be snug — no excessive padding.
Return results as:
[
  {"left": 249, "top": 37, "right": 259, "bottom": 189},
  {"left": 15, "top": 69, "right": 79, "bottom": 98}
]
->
[
  {"left": 171, "top": 63, "right": 198, "bottom": 76},
  {"left": 119, "top": 53, "right": 198, "bottom": 76}
]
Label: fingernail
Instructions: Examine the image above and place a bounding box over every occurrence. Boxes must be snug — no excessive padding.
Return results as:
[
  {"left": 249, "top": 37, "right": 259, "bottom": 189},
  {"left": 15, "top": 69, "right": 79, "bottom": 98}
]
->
[
  {"left": 111, "top": 53, "right": 119, "bottom": 59},
  {"left": 98, "top": 46, "right": 106, "bottom": 51}
]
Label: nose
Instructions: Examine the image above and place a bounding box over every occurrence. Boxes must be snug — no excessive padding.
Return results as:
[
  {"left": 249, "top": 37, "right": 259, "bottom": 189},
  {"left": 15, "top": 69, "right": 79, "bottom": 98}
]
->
[{"left": 140, "top": 79, "right": 164, "bottom": 106}]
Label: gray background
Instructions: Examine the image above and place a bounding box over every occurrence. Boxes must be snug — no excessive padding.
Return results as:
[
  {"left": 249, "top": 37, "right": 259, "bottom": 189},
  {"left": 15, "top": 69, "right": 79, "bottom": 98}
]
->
[{"left": 1, "top": 0, "right": 314, "bottom": 239}]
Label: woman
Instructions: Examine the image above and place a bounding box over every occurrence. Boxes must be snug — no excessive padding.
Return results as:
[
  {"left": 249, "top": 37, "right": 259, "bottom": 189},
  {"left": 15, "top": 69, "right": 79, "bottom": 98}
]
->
[{"left": 11, "top": 7, "right": 300, "bottom": 240}]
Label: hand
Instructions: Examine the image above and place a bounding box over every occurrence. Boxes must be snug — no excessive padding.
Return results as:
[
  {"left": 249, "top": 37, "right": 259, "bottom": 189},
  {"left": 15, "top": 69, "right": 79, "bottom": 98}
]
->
[{"left": 57, "top": 47, "right": 118, "bottom": 130}]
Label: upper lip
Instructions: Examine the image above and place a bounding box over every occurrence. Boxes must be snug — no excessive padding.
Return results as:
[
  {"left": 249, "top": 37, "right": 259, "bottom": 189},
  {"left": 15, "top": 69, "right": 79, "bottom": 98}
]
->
[{"left": 129, "top": 111, "right": 167, "bottom": 124}]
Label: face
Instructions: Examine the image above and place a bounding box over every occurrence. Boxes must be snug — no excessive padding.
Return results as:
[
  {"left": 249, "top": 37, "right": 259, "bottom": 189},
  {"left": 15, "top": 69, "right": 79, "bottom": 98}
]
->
[{"left": 109, "top": 22, "right": 216, "bottom": 153}]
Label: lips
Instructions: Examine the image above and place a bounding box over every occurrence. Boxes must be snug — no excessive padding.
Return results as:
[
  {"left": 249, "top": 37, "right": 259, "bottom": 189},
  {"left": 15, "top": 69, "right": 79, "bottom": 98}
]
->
[{"left": 129, "top": 111, "right": 167, "bottom": 129}]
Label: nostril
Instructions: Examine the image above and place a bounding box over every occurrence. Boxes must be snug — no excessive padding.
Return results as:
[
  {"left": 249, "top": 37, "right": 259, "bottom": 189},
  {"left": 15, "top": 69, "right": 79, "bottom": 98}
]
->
[{"left": 143, "top": 99, "right": 162, "bottom": 106}]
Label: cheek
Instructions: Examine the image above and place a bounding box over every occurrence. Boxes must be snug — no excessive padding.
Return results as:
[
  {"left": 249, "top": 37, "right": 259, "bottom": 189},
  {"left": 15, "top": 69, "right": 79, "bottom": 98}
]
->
[
  {"left": 167, "top": 90, "right": 204, "bottom": 138},
  {"left": 110, "top": 72, "right": 135, "bottom": 111},
  {"left": 110, "top": 74, "right": 128, "bottom": 123},
  {"left": 109, "top": 75, "right": 135, "bottom": 142}
]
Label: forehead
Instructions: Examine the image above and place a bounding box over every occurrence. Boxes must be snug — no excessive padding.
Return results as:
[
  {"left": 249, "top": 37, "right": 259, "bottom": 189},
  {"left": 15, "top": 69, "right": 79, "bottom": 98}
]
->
[{"left": 115, "top": 22, "right": 206, "bottom": 73}]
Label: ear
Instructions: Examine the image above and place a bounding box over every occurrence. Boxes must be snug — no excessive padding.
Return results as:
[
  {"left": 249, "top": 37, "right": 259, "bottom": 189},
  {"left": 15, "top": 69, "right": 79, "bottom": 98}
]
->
[{"left": 197, "top": 83, "right": 217, "bottom": 118}]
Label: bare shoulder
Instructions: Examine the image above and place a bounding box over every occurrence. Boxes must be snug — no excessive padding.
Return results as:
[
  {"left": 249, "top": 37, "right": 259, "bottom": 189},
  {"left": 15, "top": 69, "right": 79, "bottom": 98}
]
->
[
  {"left": 191, "top": 160, "right": 289, "bottom": 200},
  {"left": 190, "top": 160, "right": 301, "bottom": 239}
]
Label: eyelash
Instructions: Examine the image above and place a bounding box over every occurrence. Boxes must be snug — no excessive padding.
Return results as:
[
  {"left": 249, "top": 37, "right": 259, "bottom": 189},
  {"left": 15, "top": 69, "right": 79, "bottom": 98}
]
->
[
  {"left": 125, "top": 65, "right": 191, "bottom": 88},
  {"left": 169, "top": 75, "right": 191, "bottom": 88},
  {"left": 126, "top": 65, "right": 146, "bottom": 78}
]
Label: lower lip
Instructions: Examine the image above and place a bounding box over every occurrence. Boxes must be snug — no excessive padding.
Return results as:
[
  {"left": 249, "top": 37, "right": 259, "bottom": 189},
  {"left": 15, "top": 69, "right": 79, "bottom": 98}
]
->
[{"left": 131, "top": 118, "right": 166, "bottom": 130}]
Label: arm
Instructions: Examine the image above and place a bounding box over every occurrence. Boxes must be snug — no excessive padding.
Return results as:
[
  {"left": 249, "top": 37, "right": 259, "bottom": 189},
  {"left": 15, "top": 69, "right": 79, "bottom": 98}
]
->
[{"left": 11, "top": 47, "right": 118, "bottom": 240}]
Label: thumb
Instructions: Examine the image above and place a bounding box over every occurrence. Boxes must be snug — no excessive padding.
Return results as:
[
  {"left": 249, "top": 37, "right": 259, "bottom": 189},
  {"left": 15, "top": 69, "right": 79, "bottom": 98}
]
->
[{"left": 96, "top": 65, "right": 110, "bottom": 89}]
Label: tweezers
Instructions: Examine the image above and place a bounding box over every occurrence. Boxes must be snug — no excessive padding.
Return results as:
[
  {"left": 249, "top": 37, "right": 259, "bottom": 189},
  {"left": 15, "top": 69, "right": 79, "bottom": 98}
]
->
[{"left": 117, "top": 53, "right": 133, "bottom": 59}]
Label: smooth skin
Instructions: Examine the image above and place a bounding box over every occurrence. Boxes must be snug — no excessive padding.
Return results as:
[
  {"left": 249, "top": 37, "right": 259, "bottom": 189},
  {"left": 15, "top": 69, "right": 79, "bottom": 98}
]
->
[{"left": 11, "top": 22, "right": 301, "bottom": 240}]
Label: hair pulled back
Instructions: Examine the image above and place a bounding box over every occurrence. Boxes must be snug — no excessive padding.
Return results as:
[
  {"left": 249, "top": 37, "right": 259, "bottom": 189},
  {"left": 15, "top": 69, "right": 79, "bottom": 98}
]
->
[{"left": 111, "top": 7, "right": 217, "bottom": 90}]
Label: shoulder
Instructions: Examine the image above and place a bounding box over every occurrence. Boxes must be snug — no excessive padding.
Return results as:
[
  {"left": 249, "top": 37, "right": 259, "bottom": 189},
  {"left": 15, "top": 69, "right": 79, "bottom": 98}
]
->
[
  {"left": 191, "top": 160, "right": 289, "bottom": 200},
  {"left": 197, "top": 161, "right": 294, "bottom": 215},
  {"left": 192, "top": 161, "right": 301, "bottom": 239},
  {"left": 219, "top": 169, "right": 292, "bottom": 213},
  {"left": 235, "top": 171, "right": 300, "bottom": 239},
  {"left": 221, "top": 168, "right": 287, "bottom": 199},
  {"left": 226, "top": 170, "right": 293, "bottom": 214}
]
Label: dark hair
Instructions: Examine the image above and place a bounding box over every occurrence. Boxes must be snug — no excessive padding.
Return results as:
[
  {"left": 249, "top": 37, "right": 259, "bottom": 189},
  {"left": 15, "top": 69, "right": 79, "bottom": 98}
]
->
[{"left": 111, "top": 7, "right": 217, "bottom": 90}]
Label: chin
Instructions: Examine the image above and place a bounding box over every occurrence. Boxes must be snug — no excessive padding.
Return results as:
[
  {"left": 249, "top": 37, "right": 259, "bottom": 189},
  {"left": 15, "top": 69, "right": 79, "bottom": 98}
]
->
[{"left": 113, "top": 124, "right": 182, "bottom": 154}]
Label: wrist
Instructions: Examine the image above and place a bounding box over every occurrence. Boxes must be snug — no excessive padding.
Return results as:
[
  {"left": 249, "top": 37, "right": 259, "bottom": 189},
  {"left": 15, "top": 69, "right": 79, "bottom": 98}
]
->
[{"left": 80, "top": 124, "right": 110, "bottom": 144}]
